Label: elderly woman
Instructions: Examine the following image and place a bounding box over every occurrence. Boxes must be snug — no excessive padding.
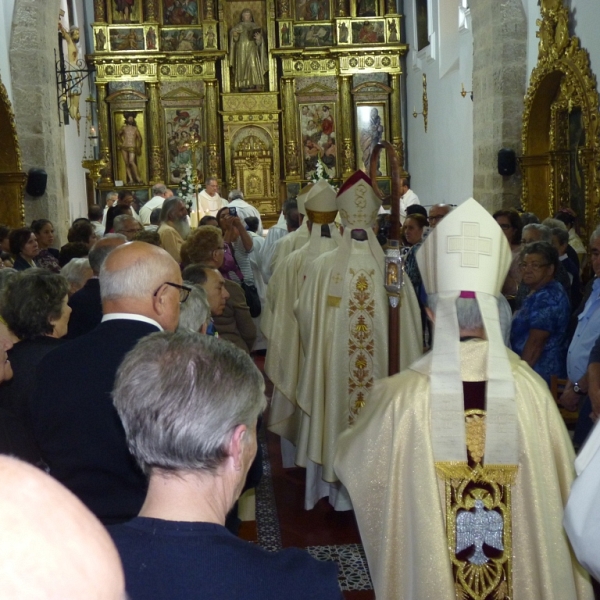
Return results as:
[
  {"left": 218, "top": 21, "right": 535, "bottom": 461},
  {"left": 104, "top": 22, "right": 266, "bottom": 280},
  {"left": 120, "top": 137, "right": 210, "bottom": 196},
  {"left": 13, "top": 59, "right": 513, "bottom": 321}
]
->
[
  {"left": 60, "top": 257, "right": 93, "bottom": 296},
  {"left": 177, "top": 283, "right": 211, "bottom": 334},
  {"left": 31, "top": 219, "right": 60, "bottom": 273},
  {"left": 494, "top": 209, "right": 523, "bottom": 298},
  {"left": 0, "top": 269, "right": 71, "bottom": 461},
  {"left": 510, "top": 241, "right": 570, "bottom": 385},
  {"left": 215, "top": 207, "right": 254, "bottom": 285},
  {"left": 108, "top": 332, "right": 340, "bottom": 600},
  {"left": 182, "top": 228, "right": 256, "bottom": 353},
  {"left": 9, "top": 228, "right": 39, "bottom": 271}
]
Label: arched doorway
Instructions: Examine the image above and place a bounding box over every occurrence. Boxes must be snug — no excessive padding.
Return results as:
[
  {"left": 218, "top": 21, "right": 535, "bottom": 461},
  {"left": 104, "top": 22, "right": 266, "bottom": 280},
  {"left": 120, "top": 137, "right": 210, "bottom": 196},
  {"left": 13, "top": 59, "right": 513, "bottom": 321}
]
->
[{"left": 520, "top": 0, "right": 600, "bottom": 236}]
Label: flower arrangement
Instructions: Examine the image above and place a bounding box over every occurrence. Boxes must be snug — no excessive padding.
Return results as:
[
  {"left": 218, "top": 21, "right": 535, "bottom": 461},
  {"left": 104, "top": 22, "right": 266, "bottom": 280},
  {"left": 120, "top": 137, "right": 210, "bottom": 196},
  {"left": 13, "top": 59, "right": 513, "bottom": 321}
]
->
[
  {"left": 310, "top": 157, "right": 338, "bottom": 191},
  {"left": 178, "top": 164, "right": 202, "bottom": 211}
]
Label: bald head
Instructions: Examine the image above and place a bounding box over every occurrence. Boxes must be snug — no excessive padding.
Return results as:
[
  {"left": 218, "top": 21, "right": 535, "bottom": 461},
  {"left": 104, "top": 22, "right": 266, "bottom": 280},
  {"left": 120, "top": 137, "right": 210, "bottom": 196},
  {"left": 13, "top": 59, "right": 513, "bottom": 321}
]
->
[
  {"left": 100, "top": 242, "right": 183, "bottom": 331},
  {"left": 0, "top": 456, "right": 124, "bottom": 599}
]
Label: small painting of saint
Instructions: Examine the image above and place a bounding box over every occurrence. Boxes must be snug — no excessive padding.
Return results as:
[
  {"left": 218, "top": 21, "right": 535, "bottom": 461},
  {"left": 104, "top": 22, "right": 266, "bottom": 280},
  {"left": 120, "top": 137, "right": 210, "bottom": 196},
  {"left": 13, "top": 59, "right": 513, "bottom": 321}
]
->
[
  {"left": 357, "top": 0, "right": 377, "bottom": 17},
  {"left": 338, "top": 22, "right": 349, "bottom": 43},
  {"left": 388, "top": 20, "right": 398, "bottom": 42},
  {"left": 295, "top": 0, "right": 330, "bottom": 20},
  {"left": 113, "top": 0, "right": 140, "bottom": 23},
  {"left": 352, "top": 20, "right": 385, "bottom": 44},
  {"left": 163, "top": 0, "right": 199, "bottom": 25},
  {"left": 299, "top": 104, "right": 336, "bottom": 179},
  {"left": 146, "top": 27, "right": 157, "bottom": 49}
]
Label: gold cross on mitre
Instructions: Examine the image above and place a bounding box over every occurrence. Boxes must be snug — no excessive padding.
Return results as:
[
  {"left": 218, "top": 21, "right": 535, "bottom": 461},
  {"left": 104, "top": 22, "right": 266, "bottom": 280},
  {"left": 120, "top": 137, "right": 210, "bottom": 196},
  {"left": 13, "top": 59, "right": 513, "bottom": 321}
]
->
[{"left": 447, "top": 222, "right": 493, "bottom": 268}]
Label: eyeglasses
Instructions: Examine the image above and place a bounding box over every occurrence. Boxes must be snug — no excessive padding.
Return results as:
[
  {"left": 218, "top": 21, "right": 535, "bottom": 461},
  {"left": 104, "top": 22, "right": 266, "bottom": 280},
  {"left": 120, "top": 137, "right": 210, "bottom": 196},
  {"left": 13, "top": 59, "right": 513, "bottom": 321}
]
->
[
  {"left": 153, "top": 281, "right": 192, "bottom": 303},
  {"left": 518, "top": 261, "right": 550, "bottom": 270}
]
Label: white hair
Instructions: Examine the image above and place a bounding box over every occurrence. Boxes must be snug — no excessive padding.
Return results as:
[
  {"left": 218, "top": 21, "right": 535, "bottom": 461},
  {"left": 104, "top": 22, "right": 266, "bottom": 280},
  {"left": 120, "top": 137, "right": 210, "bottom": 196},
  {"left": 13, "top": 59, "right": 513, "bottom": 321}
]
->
[
  {"left": 60, "top": 258, "right": 91, "bottom": 290},
  {"left": 177, "top": 284, "right": 210, "bottom": 333},
  {"left": 427, "top": 294, "right": 484, "bottom": 332}
]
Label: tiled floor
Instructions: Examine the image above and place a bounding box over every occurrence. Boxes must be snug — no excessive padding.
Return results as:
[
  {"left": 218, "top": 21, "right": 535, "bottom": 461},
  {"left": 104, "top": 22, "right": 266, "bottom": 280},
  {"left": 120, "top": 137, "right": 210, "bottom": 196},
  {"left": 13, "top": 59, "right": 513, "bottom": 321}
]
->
[{"left": 249, "top": 354, "right": 374, "bottom": 599}]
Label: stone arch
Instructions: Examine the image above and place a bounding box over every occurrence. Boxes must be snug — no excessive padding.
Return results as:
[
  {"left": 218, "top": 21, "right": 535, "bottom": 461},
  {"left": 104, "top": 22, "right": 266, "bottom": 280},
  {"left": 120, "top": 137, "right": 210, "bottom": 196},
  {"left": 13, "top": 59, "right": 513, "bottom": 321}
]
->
[
  {"left": 521, "top": 0, "right": 600, "bottom": 232},
  {"left": 10, "top": 0, "right": 70, "bottom": 238}
]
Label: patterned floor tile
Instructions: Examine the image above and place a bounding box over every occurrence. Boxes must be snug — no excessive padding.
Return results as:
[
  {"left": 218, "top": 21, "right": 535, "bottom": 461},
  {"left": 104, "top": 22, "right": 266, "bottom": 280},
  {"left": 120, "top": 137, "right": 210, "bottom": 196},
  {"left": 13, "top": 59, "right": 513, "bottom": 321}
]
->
[{"left": 306, "top": 544, "right": 373, "bottom": 592}]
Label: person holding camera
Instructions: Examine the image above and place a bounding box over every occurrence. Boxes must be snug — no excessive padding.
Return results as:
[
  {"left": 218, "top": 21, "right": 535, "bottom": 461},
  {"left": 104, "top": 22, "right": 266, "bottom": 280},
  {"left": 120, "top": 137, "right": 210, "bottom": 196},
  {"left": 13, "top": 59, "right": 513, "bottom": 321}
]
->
[{"left": 215, "top": 206, "right": 254, "bottom": 286}]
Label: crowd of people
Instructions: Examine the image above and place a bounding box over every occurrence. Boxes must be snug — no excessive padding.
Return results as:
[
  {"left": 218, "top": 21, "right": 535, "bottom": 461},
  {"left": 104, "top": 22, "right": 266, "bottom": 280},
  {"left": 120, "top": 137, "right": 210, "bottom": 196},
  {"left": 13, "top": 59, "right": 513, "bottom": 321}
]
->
[{"left": 0, "top": 172, "right": 598, "bottom": 599}]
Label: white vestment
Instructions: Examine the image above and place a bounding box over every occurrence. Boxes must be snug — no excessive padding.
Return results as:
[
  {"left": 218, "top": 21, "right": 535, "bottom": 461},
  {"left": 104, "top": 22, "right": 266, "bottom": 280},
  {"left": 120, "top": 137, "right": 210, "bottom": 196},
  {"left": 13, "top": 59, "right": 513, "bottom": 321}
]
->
[
  {"left": 335, "top": 341, "right": 593, "bottom": 600},
  {"left": 294, "top": 239, "right": 423, "bottom": 509},
  {"left": 260, "top": 213, "right": 288, "bottom": 283},
  {"left": 400, "top": 188, "right": 419, "bottom": 221},
  {"left": 268, "top": 221, "right": 310, "bottom": 278},
  {"left": 198, "top": 190, "right": 228, "bottom": 217},
  {"left": 139, "top": 195, "right": 165, "bottom": 225}
]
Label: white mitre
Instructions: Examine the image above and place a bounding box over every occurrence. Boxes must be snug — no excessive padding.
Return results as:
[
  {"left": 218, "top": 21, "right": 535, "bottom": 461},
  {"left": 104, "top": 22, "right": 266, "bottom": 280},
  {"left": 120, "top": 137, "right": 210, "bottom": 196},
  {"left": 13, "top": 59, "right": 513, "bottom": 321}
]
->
[
  {"left": 416, "top": 197, "right": 517, "bottom": 467},
  {"left": 328, "top": 171, "right": 383, "bottom": 306},
  {"left": 296, "top": 183, "right": 312, "bottom": 216},
  {"left": 304, "top": 179, "right": 342, "bottom": 266}
]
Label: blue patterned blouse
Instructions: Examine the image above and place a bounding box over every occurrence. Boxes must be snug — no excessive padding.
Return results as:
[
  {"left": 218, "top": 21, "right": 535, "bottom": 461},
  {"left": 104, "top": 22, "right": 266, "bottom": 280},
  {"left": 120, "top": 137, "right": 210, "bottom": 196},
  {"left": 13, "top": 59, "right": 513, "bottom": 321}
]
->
[{"left": 510, "top": 279, "right": 570, "bottom": 384}]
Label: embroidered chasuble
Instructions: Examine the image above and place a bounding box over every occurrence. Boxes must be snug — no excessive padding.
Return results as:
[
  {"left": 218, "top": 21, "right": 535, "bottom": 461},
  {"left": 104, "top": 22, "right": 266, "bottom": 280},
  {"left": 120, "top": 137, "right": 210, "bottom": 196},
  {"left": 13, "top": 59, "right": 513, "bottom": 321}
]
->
[
  {"left": 295, "top": 239, "right": 423, "bottom": 490},
  {"left": 334, "top": 340, "right": 593, "bottom": 600},
  {"left": 198, "top": 190, "right": 227, "bottom": 217},
  {"left": 264, "top": 238, "right": 339, "bottom": 445},
  {"left": 268, "top": 221, "right": 310, "bottom": 277}
]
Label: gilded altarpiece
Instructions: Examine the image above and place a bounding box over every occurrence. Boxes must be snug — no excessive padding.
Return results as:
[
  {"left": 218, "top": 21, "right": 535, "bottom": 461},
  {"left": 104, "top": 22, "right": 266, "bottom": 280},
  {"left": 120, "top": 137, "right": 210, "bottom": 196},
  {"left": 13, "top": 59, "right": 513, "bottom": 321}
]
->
[
  {"left": 88, "top": 0, "right": 407, "bottom": 221},
  {"left": 521, "top": 0, "right": 600, "bottom": 234}
]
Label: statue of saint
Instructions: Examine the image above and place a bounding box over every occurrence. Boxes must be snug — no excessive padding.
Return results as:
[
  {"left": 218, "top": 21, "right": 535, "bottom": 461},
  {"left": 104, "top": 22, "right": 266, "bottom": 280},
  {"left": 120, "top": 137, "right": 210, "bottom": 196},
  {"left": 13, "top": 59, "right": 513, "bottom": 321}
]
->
[
  {"left": 229, "top": 9, "right": 268, "bottom": 92},
  {"left": 117, "top": 112, "right": 144, "bottom": 184},
  {"left": 58, "top": 23, "right": 83, "bottom": 133}
]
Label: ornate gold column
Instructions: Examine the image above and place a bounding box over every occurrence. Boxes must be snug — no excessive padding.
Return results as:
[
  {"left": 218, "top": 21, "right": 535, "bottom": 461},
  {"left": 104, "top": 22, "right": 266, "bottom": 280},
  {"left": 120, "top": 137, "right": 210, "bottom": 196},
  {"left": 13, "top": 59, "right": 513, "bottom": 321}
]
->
[
  {"left": 93, "top": 0, "right": 106, "bottom": 22},
  {"left": 147, "top": 82, "right": 164, "bottom": 184},
  {"left": 145, "top": 0, "right": 158, "bottom": 22},
  {"left": 385, "top": 0, "right": 398, "bottom": 14},
  {"left": 97, "top": 82, "right": 113, "bottom": 185},
  {"left": 204, "top": 0, "right": 215, "bottom": 20},
  {"left": 205, "top": 79, "right": 221, "bottom": 180},
  {"left": 336, "top": 0, "right": 348, "bottom": 17},
  {"left": 278, "top": 0, "right": 290, "bottom": 18},
  {"left": 339, "top": 75, "right": 355, "bottom": 177},
  {"left": 281, "top": 77, "right": 300, "bottom": 179},
  {"left": 390, "top": 73, "right": 407, "bottom": 176}
]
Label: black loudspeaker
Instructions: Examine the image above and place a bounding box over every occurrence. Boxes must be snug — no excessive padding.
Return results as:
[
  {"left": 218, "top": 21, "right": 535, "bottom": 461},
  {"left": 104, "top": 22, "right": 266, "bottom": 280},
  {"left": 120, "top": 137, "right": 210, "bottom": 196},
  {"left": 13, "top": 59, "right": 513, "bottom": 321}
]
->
[
  {"left": 25, "top": 168, "right": 48, "bottom": 197},
  {"left": 497, "top": 149, "right": 516, "bottom": 176}
]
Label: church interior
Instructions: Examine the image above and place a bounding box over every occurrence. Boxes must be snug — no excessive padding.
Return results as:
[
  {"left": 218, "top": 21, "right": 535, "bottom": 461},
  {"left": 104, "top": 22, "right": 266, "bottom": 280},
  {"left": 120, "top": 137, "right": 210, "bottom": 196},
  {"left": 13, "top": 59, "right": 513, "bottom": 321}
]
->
[{"left": 1, "top": 0, "right": 600, "bottom": 598}]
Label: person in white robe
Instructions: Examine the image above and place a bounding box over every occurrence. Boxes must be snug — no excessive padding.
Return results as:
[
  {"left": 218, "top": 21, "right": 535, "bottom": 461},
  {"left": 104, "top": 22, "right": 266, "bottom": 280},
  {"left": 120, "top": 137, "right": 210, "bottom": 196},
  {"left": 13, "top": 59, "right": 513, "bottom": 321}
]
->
[
  {"left": 295, "top": 171, "right": 423, "bottom": 511},
  {"left": 268, "top": 185, "right": 311, "bottom": 278},
  {"left": 198, "top": 177, "right": 228, "bottom": 218},
  {"left": 260, "top": 210, "right": 289, "bottom": 284},
  {"left": 335, "top": 198, "right": 593, "bottom": 600},
  {"left": 263, "top": 180, "right": 342, "bottom": 470}
]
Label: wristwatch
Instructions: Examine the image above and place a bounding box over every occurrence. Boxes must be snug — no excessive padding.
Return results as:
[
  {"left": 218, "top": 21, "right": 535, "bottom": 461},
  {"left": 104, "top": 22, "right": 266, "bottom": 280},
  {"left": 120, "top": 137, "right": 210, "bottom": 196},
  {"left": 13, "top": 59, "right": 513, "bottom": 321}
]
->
[{"left": 574, "top": 382, "right": 586, "bottom": 395}]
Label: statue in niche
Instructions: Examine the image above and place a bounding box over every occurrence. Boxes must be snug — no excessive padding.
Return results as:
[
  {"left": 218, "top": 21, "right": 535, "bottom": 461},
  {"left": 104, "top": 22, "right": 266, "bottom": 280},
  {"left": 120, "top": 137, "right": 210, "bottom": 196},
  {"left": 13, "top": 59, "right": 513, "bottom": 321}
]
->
[
  {"left": 357, "top": 0, "right": 377, "bottom": 17},
  {"left": 205, "top": 26, "right": 216, "bottom": 48},
  {"left": 229, "top": 9, "right": 268, "bottom": 91},
  {"left": 117, "top": 112, "right": 144, "bottom": 184}
]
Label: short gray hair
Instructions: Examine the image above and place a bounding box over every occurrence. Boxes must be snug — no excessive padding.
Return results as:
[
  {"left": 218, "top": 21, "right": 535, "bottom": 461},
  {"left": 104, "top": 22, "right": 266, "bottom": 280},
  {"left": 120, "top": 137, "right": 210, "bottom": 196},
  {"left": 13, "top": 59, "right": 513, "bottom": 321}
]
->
[
  {"left": 428, "top": 294, "right": 484, "bottom": 332},
  {"left": 113, "top": 214, "right": 137, "bottom": 233},
  {"left": 99, "top": 246, "right": 175, "bottom": 301},
  {"left": 228, "top": 189, "right": 244, "bottom": 202},
  {"left": 590, "top": 225, "right": 600, "bottom": 245},
  {"left": 177, "top": 283, "right": 210, "bottom": 333},
  {"left": 523, "top": 223, "right": 551, "bottom": 243},
  {"left": 89, "top": 234, "right": 127, "bottom": 274},
  {"left": 113, "top": 331, "right": 266, "bottom": 475},
  {"left": 152, "top": 183, "right": 167, "bottom": 197},
  {"left": 542, "top": 217, "right": 567, "bottom": 231},
  {"left": 520, "top": 240, "right": 559, "bottom": 273},
  {"left": 106, "top": 192, "right": 118, "bottom": 203},
  {"left": 551, "top": 227, "right": 569, "bottom": 247},
  {"left": 160, "top": 197, "right": 184, "bottom": 223},
  {"left": 60, "top": 258, "right": 92, "bottom": 290},
  {"left": 205, "top": 177, "right": 217, "bottom": 187}
]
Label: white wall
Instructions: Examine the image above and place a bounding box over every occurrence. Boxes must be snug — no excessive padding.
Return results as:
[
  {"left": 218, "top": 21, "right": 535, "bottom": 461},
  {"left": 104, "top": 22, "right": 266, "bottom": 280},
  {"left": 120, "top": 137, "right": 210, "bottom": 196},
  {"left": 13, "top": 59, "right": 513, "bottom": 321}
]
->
[
  {"left": 61, "top": 0, "right": 90, "bottom": 221},
  {"left": 0, "top": 0, "right": 16, "bottom": 101},
  {"left": 404, "top": 0, "right": 474, "bottom": 209}
]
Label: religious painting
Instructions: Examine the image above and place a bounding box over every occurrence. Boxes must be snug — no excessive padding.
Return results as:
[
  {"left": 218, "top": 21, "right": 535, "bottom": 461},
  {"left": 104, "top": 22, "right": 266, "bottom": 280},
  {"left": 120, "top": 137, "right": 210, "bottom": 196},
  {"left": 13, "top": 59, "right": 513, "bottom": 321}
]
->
[
  {"left": 109, "top": 27, "right": 145, "bottom": 51},
  {"left": 295, "top": 0, "right": 331, "bottom": 21},
  {"left": 337, "top": 20, "right": 350, "bottom": 44},
  {"left": 93, "top": 27, "right": 108, "bottom": 51},
  {"left": 355, "top": 102, "right": 388, "bottom": 176},
  {"left": 145, "top": 26, "right": 158, "bottom": 50},
  {"left": 351, "top": 20, "right": 385, "bottom": 44},
  {"left": 162, "top": 0, "right": 199, "bottom": 25},
  {"left": 110, "top": 0, "right": 142, "bottom": 24},
  {"left": 415, "top": 0, "right": 430, "bottom": 50},
  {"left": 356, "top": 0, "right": 378, "bottom": 16},
  {"left": 298, "top": 103, "right": 337, "bottom": 179},
  {"left": 387, "top": 17, "right": 400, "bottom": 43},
  {"left": 160, "top": 28, "right": 204, "bottom": 51},
  {"left": 279, "top": 21, "right": 293, "bottom": 47},
  {"left": 204, "top": 25, "right": 217, "bottom": 49},
  {"left": 112, "top": 111, "right": 147, "bottom": 185},
  {"left": 294, "top": 23, "right": 333, "bottom": 48},
  {"left": 164, "top": 107, "right": 204, "bottom": 185}
]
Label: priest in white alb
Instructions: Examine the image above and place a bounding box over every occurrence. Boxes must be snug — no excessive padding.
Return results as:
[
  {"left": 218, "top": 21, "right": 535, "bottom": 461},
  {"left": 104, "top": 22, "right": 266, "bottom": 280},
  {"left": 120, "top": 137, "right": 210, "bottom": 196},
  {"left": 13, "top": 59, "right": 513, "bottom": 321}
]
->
[
  {"left": 264, "top": 179, "right": 342, "bottom": 468},
  {"left": 198, "top": 177, "right": 228, "bottom": 217},
  {"left": 295, "top": 171, "right": 423, "bottom": 511},
  {"left": 335, "top": 198, "right": 593, "bottom": 600},
  {"left": 268, "top": 184, "right": 311, "bottom": 277}
]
